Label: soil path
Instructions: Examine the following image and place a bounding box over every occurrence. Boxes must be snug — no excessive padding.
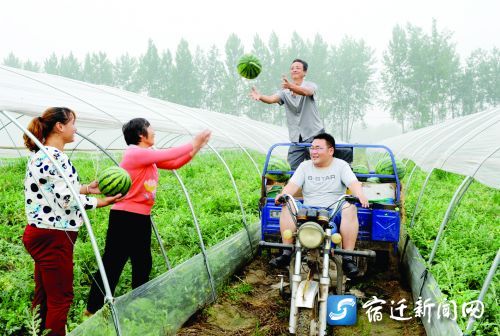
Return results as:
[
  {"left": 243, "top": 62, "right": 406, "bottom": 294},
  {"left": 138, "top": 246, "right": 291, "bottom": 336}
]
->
[{"left": 178, "top": 254, "right": 425, "bottom": 336}]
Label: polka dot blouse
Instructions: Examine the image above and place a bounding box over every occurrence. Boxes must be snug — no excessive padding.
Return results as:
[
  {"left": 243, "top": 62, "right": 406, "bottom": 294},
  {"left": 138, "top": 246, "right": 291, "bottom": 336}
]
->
[{"left": 24, "top": 146, "right": 97, "bottom": 231}]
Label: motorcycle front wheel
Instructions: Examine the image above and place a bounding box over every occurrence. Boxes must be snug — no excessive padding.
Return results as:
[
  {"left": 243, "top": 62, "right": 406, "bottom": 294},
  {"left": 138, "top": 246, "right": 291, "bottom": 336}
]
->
[{"left": 295, "top": 297, "right": 319, "bottom": 336}]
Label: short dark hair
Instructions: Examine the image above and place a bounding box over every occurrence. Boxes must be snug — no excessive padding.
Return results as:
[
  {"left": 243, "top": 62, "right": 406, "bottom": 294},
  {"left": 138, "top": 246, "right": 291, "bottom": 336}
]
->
[
  {"left": 122, "top": 118, "right": 150, "bottom": 145},
  {"left": 313, "top": 132, "right": 335, "bottom": 149},
  {"left": 292, "top": 59, "right": 308, "bottom": 71}
]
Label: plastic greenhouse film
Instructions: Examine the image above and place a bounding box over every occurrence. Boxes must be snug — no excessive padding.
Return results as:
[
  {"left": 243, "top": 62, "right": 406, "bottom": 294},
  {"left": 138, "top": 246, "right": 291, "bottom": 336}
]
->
[{"left": 68, "top": 223, "right": 260, "bottom": 335}]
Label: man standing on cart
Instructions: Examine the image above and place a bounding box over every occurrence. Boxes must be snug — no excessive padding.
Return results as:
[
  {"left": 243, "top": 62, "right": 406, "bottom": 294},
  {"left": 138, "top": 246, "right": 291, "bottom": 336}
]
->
[
  {"left": 250, "top": 59, "right": 324, "bottom": 170},
  {"left": 271, "top": 133, "right": 369, "bottom": 278}
]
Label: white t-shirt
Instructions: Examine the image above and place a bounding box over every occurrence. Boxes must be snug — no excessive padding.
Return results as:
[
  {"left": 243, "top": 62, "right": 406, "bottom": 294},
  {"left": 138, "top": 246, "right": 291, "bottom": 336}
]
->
[{"left": 290, "top": 158, "right": 357, "bottom": 208}]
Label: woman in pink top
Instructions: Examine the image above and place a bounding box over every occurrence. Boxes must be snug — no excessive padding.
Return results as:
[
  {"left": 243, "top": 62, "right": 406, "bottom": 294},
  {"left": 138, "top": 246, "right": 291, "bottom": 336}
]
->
[{"left": 85, "top": 118, "right": 211, "bottom": 315}]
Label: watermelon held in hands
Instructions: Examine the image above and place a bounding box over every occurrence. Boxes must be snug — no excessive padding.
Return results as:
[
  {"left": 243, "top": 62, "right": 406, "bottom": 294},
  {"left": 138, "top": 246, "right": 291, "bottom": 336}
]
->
[
  {"left": 98, "top": 166, "right": 132, "bottom": 197},
  {"left": 237, "top": 54, "right": 262, "bottom": 79}
]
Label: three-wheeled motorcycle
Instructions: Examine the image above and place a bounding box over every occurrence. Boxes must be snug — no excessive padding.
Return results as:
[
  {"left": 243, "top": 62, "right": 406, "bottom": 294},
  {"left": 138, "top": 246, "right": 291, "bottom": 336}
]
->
[{"left": 258, "top": 142, "right": 402, "bottom": 335}]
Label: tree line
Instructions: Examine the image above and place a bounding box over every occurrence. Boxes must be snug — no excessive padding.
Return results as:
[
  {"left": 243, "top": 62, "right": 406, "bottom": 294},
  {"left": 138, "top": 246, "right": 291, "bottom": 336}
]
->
[{"left": 3, "top": 20, "right": 499, "bottom": 141}]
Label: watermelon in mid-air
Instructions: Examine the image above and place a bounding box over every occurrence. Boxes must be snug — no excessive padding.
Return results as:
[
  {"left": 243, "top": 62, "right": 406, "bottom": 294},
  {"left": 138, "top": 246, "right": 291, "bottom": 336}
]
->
[
  {"left": 237, "top": 54, "right": 262, "bottom": 79},
  {"left": 98, "top": 166, "right": 132, "bottom": 197}
]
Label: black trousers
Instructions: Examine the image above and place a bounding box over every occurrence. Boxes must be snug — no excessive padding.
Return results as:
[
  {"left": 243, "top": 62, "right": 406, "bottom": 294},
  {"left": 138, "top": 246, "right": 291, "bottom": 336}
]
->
[{"left": 86, "top": 209, "right": 152, "bottom": 313}]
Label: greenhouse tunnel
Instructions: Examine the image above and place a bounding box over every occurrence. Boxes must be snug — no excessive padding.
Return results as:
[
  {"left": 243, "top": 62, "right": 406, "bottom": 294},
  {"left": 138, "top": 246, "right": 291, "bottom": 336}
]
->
[
  {"left": 1, "top": 64, "right": 498, "bottom": 336},
  {"left": 0, "top": 65, "right": 288, "bottom": 335},
  {"left": 381, "top": 108, "right": 499, "bottom": 336}
]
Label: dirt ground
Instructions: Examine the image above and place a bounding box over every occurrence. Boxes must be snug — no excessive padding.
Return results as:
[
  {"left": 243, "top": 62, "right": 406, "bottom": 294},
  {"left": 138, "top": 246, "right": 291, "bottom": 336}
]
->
[{"left": 177, "top": 252, "right": 426, "bottom": 336}]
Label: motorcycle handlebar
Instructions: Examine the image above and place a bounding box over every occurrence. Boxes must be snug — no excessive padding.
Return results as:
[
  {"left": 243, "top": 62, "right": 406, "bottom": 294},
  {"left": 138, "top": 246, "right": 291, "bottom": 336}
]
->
[
  {"left": 344, "top": 195, "right": 360, "bottom": 204},
  {"left": 276, "top": 195, "right": 286, "bottom": 204}
]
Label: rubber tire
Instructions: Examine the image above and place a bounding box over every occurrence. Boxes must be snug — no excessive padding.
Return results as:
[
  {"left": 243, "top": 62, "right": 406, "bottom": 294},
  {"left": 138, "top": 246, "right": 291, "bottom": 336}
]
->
[{"left": 296, "top": 307, "right": 315, "bottom": 336}]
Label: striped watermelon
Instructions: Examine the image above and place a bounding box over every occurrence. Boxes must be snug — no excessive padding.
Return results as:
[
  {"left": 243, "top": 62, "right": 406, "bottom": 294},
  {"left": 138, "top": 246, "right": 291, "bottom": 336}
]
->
[
  {"left": 352, "top": 164, "right": 370, "bottom": 181},
  {"left": 237, "top": 54, "right": 262, "bottom": 79},
  {"left": 98, "top": 166, "right": 132, "bottom": 197},
  {"left": 265, "top": 157, "right": 291, "bottom": 182},
  {"left": 375, "top": 157, "right": 406, "bottom": 181}
]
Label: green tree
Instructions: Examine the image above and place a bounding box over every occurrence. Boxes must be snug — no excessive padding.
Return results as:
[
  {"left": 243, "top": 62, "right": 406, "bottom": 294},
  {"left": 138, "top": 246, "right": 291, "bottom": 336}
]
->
[
  {"left": 221, "top": 33, "right": 244, "bottom": 115},
  {"left": 381, "top": 25, "right": 412, "bottom": 132},
  {"left": 308, "top": 34, "right": 331, "bottom": 122},
  {"left": 285, "top": 32, "right": 310, "bottom": 66},
  {"left": 157, "top": 50, "right": 174, "bottom": 100},
  {"left": 59, "top": 52, "right": 82, "bottom": 80},
  {"left": 265, "top": 32, "right": 286, "bottom": 125},
  {"left": 82, "top": 52, "right": 113, "bottom": 85},
  {"left": 171, "top": 39, "right": 201, "bottom": 107},
  {"left": 381, "top": 21, "right": 461, "bottom": 130},
  {"left": 460, "top": 48, "right": 500, "bottom": 115},
  {"left": 23, "top": 60, "right": 40, "bottom": 72},
  {"left": 137, "top": 39, "right": 162, "bottom": 97},
  {"left": 201, "top": 45, "right": 226, "bottom": 112},
  {"left": 328, "top": 37, "right": 376, "bottom": 141},
  {"left": 114, "top": 53, "right": 139, "bottom": 92},
  {"left": 428, "top": 19, "right": 461, "bottom": 123},
  {"left": 83, "top": 51, "right": 113, "bottom": 85},
  {"left": 249, "top": 34, "right": 272, "bottom": 121},
  {"left": 44, "top": 53, "right": 59, "bottom": 75},
  {"left": 2, "top": 52, "right": 22, "bottom": 68}
]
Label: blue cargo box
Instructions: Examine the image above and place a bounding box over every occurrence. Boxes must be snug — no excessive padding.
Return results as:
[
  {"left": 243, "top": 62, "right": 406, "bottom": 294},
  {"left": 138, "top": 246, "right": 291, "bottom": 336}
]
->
[
  {"left": 261, "top": 199, "right": 282, "bottom": 238},
  {"left": 371, "top": 209, "right": 400, "bottom": 242},
  {"left": 357, "top": 207, "right": 372, "bottom": 240}
]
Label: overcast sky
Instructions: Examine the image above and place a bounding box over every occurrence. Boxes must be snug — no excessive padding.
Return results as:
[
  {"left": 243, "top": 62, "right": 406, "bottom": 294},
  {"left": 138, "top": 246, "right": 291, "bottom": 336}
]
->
[{"left": 1, "top": 0, "right": 499, "bottom": 63}]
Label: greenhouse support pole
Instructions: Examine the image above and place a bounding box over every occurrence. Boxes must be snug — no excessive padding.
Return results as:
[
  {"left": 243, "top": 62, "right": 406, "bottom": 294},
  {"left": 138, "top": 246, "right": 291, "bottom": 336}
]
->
[
  {"left": 427, "top": 176, "right": 473, "bottom": 266},
  {"left": 151, "top": 218, "right": 172, "bottom": 270},
  {"left": 465, "top": 249, "right": 500, "bottom": 334},
  {"left": 409, "top": 168, "right": 434, "bottom": 228},
  {"left": 75, "top": 131, "right": 119, "bottom": 165},
  {"left": 95, "top": 85, "right": 262, "bottom": 176},
  {"left": 153, "top": 100, "right": 261, "bottom": 176},
  {"left": 172, "top": 170, "right": 217, "bottom": 302},
  {"left": 1, "top": 110, "right": 122, "bottom": 336},
  {"left": 403, "top": 163, "right": 418, "bottom": 195},
  {"left": 0, "top": 118, "right": 23, "bottom": 158},
  {"left": 400, "top": 168, "right": 434, "bottom": 265},
  {"left": 207, "top": 144, "right": 255, "bottom": 256},
  {"left": 69, "top": 130, "right": 96, "bottom": 160}
]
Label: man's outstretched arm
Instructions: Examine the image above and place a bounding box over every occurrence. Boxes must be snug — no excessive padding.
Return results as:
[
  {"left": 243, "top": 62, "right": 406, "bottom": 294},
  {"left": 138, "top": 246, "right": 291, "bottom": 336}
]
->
[{"left": 250, "top": 86, "right": 281, "bottom": 104}]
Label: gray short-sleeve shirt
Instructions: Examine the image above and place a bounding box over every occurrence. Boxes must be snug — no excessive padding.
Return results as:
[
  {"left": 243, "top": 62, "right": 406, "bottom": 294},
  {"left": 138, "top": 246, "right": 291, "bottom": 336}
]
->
[
  {"left": 277, "top": 81, "right": 324, "bottom": 142},
  {"left": 290, "top": 159, "right": 358, "bottom": 208}
]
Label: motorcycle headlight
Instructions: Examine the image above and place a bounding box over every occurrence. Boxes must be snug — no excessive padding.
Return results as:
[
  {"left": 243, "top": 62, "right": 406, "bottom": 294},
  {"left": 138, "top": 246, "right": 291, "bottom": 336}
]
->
[{"left": 298, "top": 222, "right": 325, "bottom": 249}]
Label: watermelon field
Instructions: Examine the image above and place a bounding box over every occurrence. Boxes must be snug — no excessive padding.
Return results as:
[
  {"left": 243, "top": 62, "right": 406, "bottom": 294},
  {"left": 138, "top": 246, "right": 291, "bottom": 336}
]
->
[
  {"left": 0, "top": 150, "right": 264, "bottom": 335},
  {"left": 401, "top": 162, "right": 499, "bottom": 335},
  {"left": 1, "top": 144, "right": 498, "bottom": 335}
]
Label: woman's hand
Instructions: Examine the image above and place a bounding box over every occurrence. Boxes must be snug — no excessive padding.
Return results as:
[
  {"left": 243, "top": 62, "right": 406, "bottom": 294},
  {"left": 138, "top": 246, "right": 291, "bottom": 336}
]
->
[
  {"left": 191, "top": 130, "right": 212, "bottom": 156},
  {"left": 96, "top": 193, "right": 124, "bottom": 208},
  {"left": 86, "top": 180, "right": 100, "bottom": 195}
]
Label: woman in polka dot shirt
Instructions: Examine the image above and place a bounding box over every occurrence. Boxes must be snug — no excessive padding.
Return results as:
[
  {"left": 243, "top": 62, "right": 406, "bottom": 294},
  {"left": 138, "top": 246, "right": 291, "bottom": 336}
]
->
[{"left": 22, "top": 107, "right": 122, "bottom": 336}]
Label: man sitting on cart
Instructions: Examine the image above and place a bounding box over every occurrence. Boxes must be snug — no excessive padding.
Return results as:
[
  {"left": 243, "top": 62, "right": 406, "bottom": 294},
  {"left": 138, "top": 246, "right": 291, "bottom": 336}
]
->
[{"left": 272, "top": 132, "right": 369, "bottom": 278}]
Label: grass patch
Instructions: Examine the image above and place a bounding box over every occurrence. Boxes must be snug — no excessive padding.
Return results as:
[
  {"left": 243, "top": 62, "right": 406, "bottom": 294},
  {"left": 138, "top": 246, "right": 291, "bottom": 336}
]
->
[{"left": 402, "top": 164, "right": 499, "bottom": 335}]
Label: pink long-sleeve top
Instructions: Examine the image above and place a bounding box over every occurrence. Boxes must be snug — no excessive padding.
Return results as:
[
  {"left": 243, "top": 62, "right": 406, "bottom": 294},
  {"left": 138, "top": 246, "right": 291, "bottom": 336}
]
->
[{"left": 112, "top": 143, "right": 193, "bottom": 215}]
